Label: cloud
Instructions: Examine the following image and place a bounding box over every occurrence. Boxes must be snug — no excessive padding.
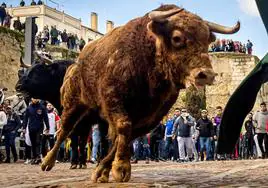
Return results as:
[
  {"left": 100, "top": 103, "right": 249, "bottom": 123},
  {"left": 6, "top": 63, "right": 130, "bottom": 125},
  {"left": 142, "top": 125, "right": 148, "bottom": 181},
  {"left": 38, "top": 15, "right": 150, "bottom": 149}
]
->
[{"left": 237, "top": 0, "right": 259, "bottom": 17}]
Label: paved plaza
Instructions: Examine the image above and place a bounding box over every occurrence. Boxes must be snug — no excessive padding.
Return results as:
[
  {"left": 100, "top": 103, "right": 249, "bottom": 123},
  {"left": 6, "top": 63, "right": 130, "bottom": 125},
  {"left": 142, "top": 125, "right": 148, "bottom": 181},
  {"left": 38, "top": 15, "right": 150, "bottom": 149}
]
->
[{"left": 1, "top": 159, "right": 268, "bottom": 187}]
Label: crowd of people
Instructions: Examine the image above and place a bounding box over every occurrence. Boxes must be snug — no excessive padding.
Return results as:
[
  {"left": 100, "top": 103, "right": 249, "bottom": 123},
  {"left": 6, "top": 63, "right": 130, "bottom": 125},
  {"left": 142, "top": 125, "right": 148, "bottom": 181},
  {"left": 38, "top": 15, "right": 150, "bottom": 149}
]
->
[
  {"left": 36, "top": 25, "right": 86, "bottom": 52},
  {"left": 0, "top": 92, "right": 268, "bottom": 168},
  {"left": 209, "top": 39, "right": 254, "bottom": 55}
]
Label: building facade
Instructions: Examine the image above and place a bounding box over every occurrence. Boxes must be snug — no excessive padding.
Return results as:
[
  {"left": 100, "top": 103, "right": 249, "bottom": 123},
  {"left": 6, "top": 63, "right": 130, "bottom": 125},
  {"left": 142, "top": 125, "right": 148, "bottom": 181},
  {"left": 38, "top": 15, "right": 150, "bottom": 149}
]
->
[{"left": 6, "top": 4, "right": 112, "bottom": 41}]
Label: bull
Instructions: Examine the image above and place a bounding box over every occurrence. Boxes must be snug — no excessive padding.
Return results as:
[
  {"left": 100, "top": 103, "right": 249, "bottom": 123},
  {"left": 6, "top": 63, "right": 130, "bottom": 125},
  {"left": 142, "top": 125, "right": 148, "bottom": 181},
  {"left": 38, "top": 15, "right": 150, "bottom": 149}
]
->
[
  {"left": 16, "top": 56, "right": 74, "bottom": 113},
  {"left": 40, "top": 4, "right": 240, "bottom": 183},
  {"left": 16, "top": 56, "right": 110, "bottom": 161}
]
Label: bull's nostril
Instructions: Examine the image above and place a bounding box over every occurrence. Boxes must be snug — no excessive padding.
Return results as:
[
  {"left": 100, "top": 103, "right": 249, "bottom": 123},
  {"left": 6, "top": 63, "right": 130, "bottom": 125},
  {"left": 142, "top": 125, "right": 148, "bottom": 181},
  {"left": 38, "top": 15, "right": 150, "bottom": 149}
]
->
[{"left": 197, "top": 72, "right": 207, "bottom": 79}]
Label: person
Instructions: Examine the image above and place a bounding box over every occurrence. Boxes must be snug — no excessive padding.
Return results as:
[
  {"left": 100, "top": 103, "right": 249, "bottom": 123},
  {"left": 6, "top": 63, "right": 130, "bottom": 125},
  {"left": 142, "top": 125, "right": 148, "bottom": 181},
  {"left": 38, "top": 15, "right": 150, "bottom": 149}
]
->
[
  {"left": 61, "top": 29, "right": 68, "bottom": 48},
  {"left": 90, "top": 123, "right": 100, "bottom": 163},
  {"left": 253, "top": 102, "right": 268, "bottom": 158},
  {"left": 1, "top": 2, "right": 6, "bottom": 8},
  {"left": 212, "top": 106, "right": 223, "bottom": 160},
  {"left": 150, "top": 121, "right": 165, "bottom": 162},
  {"left": 246, "top": 40, "right": 253, "bottom": 55},
  {"left": 196, "top": 109, "right": 215, "bottom": 161},
  {"left": 172, "top": 108, "right": 195, "bottom": 162},
  {"left": 50, "top": 26, "right": 58, "bottom": 45},
  {"left": 0, "top": 104, "right": 7, "bottom": 136},
  {"left": 30, "top": 0, "right": 37, "bottom": 6},
  {"left": 3, "top": 12, "right": 12, "bottom": 28},
  {"left": 2, "top": 106, "right": 21, "bottom": 163},
  {"left": 41, "top": 103, "right": 59, "bottom": 158},
  {"left": 37, "top": 0, "right": 43, "bottom": 5},
  {"left": 20, "top": 0, "right": 25, "bottom": 7},
  {"left": 244, "top": 113, "right": 255, "bottom": 159},
  {"left": 164, "top": 114, "right": 174, "bottom": 160},
  {"left": 13, "top": 17, "right": 22, "bottom": 32},
  {"left": 0, "top": 4, "right": 6, "bottom": 26},
  {"left": 6, "top": 93, "right": 27, "bottom": 120},
  {"left": 23, "top": 98, "right": 49, "bottom": 165},
  {"left": 79, "top": 37, "right": 86, "bottom": 51}
]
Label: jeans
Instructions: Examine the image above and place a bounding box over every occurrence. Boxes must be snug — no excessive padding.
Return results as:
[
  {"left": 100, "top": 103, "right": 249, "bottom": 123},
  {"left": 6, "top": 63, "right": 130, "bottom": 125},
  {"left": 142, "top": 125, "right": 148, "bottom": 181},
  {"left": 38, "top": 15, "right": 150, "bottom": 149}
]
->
[
  {"left": 164, "top": 137, "right": 173, "bottom": 160},
  {"left": 199, "top": 137, "right": 211, "bottom": 160},
  {"left": 70, "top": 134, "right": 87, "bottom": 165},
  {"left": 91, "top": 129, "right": 100, "bottom": 160},
  {"left": 4, "top": 132, "right": 17, "bottom": 160}
]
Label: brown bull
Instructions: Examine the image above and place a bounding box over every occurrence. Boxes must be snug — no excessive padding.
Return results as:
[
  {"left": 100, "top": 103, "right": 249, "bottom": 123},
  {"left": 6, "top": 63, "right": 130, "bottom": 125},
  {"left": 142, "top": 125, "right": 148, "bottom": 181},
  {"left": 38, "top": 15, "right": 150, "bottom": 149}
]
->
[{"left": 41, "top": 4, "right": 240, "bottom": 183}]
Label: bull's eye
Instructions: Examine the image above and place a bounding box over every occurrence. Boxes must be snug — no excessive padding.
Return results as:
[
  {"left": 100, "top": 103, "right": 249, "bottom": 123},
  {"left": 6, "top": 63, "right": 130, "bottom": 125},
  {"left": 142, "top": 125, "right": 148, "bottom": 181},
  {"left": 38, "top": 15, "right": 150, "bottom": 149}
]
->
[{"left": 171, "top": 30, "right": 186, "bottom": 48}]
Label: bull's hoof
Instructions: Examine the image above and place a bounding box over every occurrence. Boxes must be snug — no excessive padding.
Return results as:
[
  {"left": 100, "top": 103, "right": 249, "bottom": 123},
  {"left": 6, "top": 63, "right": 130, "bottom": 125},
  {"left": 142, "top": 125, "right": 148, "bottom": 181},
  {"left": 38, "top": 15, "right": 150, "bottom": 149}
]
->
[
  {"left": 91, "top": 165, "right": 110, "bottom": 183},
  {"left": 41, "top": 151, "right": 56, "bottom": 171},
  {"left": 111, "top": 160, "right": 131, "bottom": 182}
]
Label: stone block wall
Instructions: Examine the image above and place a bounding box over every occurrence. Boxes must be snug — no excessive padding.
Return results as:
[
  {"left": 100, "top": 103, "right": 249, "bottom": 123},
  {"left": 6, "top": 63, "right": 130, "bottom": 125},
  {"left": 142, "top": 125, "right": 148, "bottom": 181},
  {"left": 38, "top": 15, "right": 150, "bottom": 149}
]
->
[
  {"left": 206, "top": 52, "right": 260, "bottom": 113},
  {"left": 0, "top": 28, "right": 24, "bottom": 96}
]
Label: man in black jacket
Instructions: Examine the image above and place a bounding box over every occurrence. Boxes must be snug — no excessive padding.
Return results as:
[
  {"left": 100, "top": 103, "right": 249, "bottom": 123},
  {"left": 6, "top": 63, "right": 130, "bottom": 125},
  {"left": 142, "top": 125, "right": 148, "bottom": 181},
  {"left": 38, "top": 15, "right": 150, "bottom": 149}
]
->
[
  {"left": 23, "top": 98, "right": 49, "bottom": 164},
  {"left": 196, "top": 109, "right": 215, "bottom": 161},
  {"left": 0, "top": 4, "right": 6, "bottom": 26},
  {"left": 2, "top": 106, "right": 21, "bottom": 163}
]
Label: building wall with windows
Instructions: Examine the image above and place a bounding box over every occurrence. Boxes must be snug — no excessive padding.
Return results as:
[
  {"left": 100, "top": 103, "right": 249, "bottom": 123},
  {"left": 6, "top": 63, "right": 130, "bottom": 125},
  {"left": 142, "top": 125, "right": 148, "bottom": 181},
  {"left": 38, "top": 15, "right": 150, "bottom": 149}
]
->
[{"left": 6, "top": 4, "right": 104, "bottom": 41}]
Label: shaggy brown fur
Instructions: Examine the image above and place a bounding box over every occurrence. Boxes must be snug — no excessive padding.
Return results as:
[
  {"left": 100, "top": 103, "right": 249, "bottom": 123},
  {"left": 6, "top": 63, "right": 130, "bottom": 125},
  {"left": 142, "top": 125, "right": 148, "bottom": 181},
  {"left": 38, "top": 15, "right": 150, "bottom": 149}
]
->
[{"left": 41, "top": 4, "right": 239, "bottom": 183}]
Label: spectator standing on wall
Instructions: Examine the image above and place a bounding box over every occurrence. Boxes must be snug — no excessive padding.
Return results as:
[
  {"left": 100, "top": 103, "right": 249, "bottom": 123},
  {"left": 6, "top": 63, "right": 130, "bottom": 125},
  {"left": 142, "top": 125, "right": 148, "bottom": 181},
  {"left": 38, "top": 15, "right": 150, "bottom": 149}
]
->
[
  {"left": 1, "top": 2, "right": 6, "bottom": 8},
  {"left": 79, "top": 37, "right": 86, "bottom": 51},
  {"left": 31, "top": 0, "right": 37, "bottom": 6},
  {"left": 2, "top": 106, "right": 21, "bottom": 163},
  {"left": 247, "top": 40, "right": 253, "bottom": 55},
  {"left": 0, "top": 3, "right": 6, "bottom": 26},
  {"left": 37, "top": 0, "right": 43, "bottom": 5},
  {"left": 50, "top": 26, "right": 58, "bottom": 45},
  {"left": 61, "top": 29, "right": 68, "bottom": 48},
  {"left": 13, "top": 17, "right": 22, "bottom": 32},
  {"left": 20, "top": 0, "right": 25, "bottom": 7},
  {"left": 3, "top": 12, "right": 12, "bottom": 28}
]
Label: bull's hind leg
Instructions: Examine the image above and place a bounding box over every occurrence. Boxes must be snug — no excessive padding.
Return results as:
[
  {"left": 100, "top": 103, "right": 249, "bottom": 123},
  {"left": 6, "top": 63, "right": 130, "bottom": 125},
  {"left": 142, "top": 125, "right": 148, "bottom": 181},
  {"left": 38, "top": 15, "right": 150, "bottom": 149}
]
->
[
  {"left": 111, "top": 117, "right": 132, "bottom": 182},
  {"left": 41, "top": 106, "right": 88, "bottom": 171}
]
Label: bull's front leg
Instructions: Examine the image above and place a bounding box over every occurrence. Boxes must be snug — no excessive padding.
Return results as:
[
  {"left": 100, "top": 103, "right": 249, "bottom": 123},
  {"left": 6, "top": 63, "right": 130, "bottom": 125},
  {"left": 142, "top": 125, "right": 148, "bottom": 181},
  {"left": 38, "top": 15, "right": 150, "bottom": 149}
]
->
[{"left": 111, "top": 117, "right": 132, "bottom": 182}]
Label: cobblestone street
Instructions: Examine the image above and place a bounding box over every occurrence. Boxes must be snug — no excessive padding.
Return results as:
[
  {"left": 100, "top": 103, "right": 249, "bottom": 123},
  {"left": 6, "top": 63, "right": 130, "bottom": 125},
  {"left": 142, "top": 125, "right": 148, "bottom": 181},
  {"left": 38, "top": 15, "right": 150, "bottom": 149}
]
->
[{"left": 1, "top": 159, "right": 268, "bottom": 187}]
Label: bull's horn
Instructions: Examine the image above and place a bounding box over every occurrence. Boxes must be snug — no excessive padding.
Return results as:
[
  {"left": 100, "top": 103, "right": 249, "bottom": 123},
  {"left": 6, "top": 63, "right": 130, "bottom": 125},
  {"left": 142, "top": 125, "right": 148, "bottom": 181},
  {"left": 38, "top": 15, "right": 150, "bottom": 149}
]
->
[
  {"left": 35, "top": 51, "right": 53, "bottom": 64},
  {"left": 149, "top": 8, "right": 184, "bottom": 23},
  {"left": 20, "top": 57, "right": 31, "bottom": 68},
  {"left": 206, "top": 21, "right": 240, "bottom": 34}
]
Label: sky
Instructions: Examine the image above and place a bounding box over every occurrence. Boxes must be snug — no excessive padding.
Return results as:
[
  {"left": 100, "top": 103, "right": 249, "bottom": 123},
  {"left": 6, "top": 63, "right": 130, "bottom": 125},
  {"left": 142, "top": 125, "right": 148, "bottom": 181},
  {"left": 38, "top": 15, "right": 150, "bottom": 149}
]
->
[{"left": 6, "top": 0, "right": 268, "bottom": 59}]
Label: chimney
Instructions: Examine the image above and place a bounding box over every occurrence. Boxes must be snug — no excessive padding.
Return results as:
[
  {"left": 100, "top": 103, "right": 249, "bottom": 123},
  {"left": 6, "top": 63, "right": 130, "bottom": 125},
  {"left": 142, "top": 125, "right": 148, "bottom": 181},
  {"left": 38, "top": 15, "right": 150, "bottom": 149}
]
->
[
  {"left": 106, "top": 20, "right": 114, "bottom": 33},
  {"left": 91, "top": 12, "right": 98, "bottom": 31}
]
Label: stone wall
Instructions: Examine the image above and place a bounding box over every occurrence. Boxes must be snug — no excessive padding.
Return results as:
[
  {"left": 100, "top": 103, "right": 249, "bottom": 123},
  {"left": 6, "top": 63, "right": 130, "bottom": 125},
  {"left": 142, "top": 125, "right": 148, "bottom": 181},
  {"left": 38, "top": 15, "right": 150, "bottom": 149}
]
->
[
  {"left": 206, "top": 52, "right": 260, "bottom": 113},
  {"left": 0, "top": 27, "right": 24, "bottom": 96}
]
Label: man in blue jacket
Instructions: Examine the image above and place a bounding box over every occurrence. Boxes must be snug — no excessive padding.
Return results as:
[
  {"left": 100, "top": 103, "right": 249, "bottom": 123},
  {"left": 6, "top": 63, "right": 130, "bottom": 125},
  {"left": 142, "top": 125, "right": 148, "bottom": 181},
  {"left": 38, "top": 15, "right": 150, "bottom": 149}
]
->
[{"left": 23, "top": 98, "right": 49, "bottom": 164}]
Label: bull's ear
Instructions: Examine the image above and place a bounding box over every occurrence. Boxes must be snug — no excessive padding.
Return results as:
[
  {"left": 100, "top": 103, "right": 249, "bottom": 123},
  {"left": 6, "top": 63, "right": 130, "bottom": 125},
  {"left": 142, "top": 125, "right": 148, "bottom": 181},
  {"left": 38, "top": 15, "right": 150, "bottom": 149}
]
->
[
  {"left": 209, "top": 32, "right": 216, "bottom": 43},
  {"left": 147, "top": 21, "right": 168, "bottom": 38}
]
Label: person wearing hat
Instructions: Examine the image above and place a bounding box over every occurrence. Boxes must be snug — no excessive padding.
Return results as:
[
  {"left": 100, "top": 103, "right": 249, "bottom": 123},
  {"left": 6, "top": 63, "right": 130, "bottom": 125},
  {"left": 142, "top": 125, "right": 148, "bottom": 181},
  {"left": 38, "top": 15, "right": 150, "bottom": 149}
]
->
[
  {"left": 2, "top": 106, "right": 21, "bottom": 163},
  {"left": 196, "top": 109, "right": 215, "bottom": 161}
]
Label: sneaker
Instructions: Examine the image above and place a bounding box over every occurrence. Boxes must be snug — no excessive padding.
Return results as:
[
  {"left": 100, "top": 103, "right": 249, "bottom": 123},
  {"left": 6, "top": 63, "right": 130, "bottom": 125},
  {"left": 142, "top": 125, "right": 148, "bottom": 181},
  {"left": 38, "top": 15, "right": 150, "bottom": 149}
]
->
[
  {"left": 70, "top": 164, "right": 78, "bottom": 169},
  {"left": 89, "top": 158, "right": 97, "bottom": 164},
  {"left": 13, "top": 156, "right": 18, "bottom": 163},
  {"left": 24, "top": 159, "right": 31, "bottom": 165},
  {"left": 79, "top": 164, "right": 87, "bottom": 169},
  {"left": 131, "top": 159, "right": 138, "bottom": 164},
  {"left": 4, "top": 159, "right": 10, "bottom": 163}
]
